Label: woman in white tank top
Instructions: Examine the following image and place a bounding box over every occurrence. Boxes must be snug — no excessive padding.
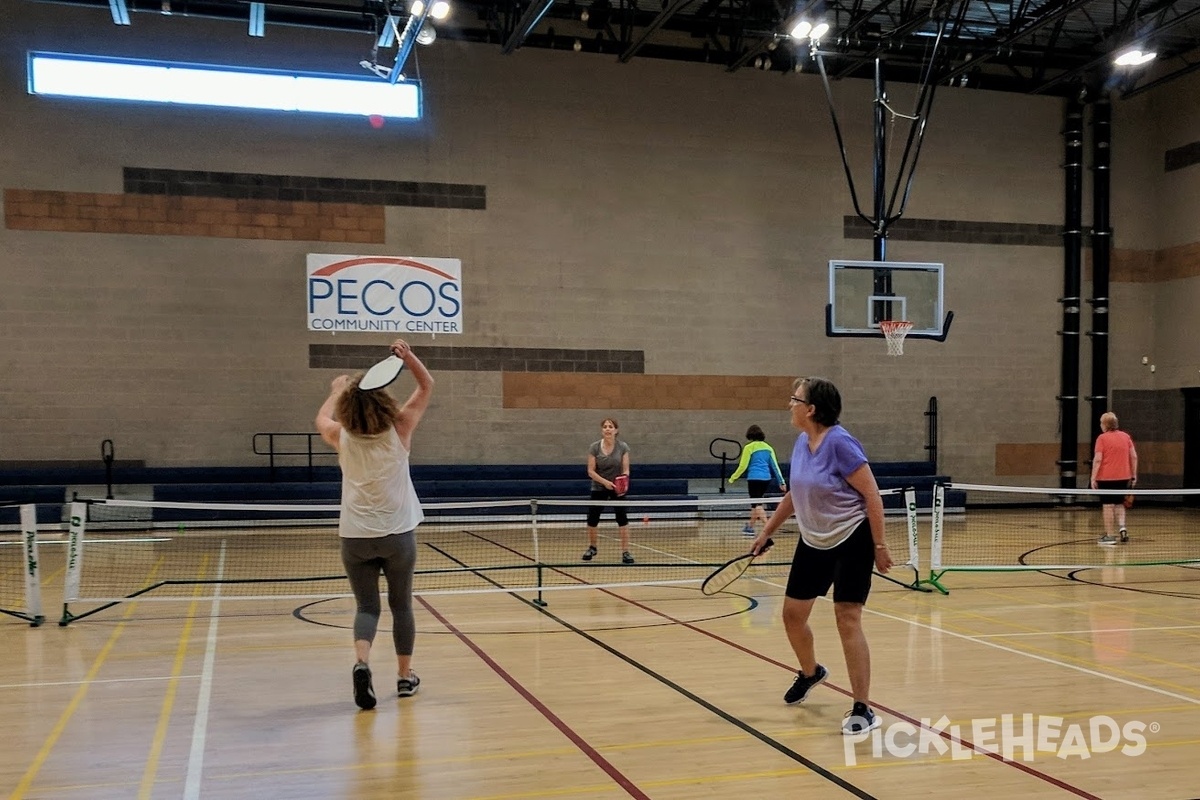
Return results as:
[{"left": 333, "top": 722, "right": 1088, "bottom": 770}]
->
[{"left": 316, "top": 339, "right": 434, "bottom": 710}]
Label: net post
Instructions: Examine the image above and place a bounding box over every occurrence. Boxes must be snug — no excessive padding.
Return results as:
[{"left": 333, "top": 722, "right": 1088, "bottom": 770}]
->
[
  {"left": 917, "top": 483, "right": 950, "bottom": 594},
  {"left": 60, "top": 501, "right": 88, "bottom": 626},
  {"left": 530, "top": 499, "right": 547, "bottom": 607},
  {"left": 19, "top": 505, "right": 44, "bottom": 627}
]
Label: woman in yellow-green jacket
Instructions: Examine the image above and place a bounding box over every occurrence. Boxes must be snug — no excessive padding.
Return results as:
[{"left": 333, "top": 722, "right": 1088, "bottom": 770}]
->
[{"left": 728, "top": 424, "right": 786, "bottom": 535}]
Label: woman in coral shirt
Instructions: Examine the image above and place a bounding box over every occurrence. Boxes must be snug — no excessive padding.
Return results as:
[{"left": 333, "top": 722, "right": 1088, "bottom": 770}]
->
[{"left": 1090, "top": 411, "right": 1138, "bottom": 545}]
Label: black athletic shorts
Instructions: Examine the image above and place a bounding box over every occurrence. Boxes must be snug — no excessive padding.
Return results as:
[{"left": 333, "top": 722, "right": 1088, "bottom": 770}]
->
[
  {"left": 586, "top": 488, "right": 629, "bottom": 527},
  {"left": 1096, "top": 479, "right": 1132, "bottom": 504},
  {"left": 747, "top": 479, "right": 771, "bottom": 505},
  {"left": 785, "top": 518, "right": 875, "bottom": 604}
]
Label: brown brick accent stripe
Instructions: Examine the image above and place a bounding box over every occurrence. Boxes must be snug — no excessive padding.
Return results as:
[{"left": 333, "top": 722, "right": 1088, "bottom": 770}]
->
[
  {"left": 844, "top": 216, "right": 1061, "bottom": 246},
  {"left": 311, "top": 344, "right": 644, "bottom": 373},
  {"left": 503, "top": 373, "right": 795, "bottom": 410},
  {"left": 4, "top": 189, "right": 384, "bottom": 242},
  {"left": 1108, "top": 244, "right": 1200, "bottom": 282},
  {"left": 995, "top": 441, "right": 1182, "bottom": 477},
  {"left": 1164, "top": 141, "right": 1200, "bottom": 172},
  {"left": 125, "top": 168, "right": 486, "bottom": 210}
]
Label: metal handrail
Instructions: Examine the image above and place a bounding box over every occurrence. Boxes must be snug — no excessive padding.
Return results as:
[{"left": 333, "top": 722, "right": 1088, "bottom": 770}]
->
[
  {"left": 252, "top": 432, "right": 337, "bottom": 482},
  {"left": 708, "top": 437, "right": 743, "bottom": 494}
]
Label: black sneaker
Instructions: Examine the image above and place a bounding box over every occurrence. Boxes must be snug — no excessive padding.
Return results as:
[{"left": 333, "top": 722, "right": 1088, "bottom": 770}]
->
[
  {"left": 783, "top": 664, "right": 828, "bottom": 704},
  {"left": 352, "top": 662, "right": 376, "bottom": 710},
  {"left": 1120, "top": 528, "right": 1129, "bottom": 543},
  {"left": 582, "top": 545, "right": 597, "bottom": 561},
  {"left": 397, "top": 672, "right": 421, "bottom": 698},
  {"left": 622, "top": 551, "right": 635, "bottom": 564},
  {"left": 842, "top": 702, "right": 881, "bottom": 735}
]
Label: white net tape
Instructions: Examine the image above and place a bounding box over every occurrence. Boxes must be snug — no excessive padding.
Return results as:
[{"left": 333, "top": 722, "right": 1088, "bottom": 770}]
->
[{"left": 881, "top": 320, "right": 913, "bottom": 356}]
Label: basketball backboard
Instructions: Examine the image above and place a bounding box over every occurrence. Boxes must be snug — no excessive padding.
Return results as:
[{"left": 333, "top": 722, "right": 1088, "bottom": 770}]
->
[{"left": 826, "top": 260, "right": 953, "bottom": 341}]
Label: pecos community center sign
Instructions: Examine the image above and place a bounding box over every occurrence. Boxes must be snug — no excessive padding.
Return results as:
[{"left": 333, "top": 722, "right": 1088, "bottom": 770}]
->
[{"left": 307, "top": 254, "right": 462, "bottom": 334}]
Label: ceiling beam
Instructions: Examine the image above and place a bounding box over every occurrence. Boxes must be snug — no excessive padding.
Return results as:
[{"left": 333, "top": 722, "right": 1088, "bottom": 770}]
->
[
  {"left": 940, "top": 0, "right": 1102, "bottom": 84},
  {"left": 834, "top": 0, "right": 956, "bottom": 79},
  {"left": 725, "top": 36, "right": 774, "bottom": 72},
  {"left": 1033, "top": 0, "right": 1200, "bottom": 93},
  {"left": 619, "top": 0, "right": 698, "bottom": 63},
  {"left": 502, "top": 0, "right": 558, "bottom": 54}
]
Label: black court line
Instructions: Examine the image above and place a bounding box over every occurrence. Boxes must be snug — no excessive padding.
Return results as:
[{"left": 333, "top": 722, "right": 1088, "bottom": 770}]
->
[
  {"left": 1019, "top": 541, "right": 1200, "bottom": 600},
  {"left": 585, "top": 585, "right": 1103, "bottom": 800},
  {"left": 1061, "top": 569, "right": 1200, "bottom": 600},
  {"left": 430, "top": 539, "right": 877, "bottom": 798},
  {"left": 290, "top": 532, "right": 759, "bottom": 632},
  {"left": 292, "top": 593, "right": 758, "bottom": 634}
]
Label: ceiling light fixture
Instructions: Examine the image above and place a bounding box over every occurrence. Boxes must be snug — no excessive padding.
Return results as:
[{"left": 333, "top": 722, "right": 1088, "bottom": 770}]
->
[
  {"left": 788, "top": 18, "right": 829, "bottom": 42},
  {"left": 412, "top": 0, "right": 450, "bottom": 20},
  {"left": 1113, "top": 48, "right": 1156, "bottom": 67}
]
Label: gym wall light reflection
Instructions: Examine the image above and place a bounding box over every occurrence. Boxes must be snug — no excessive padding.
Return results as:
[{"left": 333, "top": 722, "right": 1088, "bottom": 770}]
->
[{"left": 27, "top": 52, "right": 422, "bottom": 120}]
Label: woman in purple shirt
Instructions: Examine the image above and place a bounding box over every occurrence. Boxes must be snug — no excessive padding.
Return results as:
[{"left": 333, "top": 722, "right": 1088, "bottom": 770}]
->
[{"left": 751, "top": 377, "right": 892, "bottom": 735}]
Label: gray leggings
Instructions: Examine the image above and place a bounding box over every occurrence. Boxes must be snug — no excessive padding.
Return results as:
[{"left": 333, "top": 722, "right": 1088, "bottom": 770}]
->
[{"left": 340, "top": 531, "right": 417, "bottom": 655}]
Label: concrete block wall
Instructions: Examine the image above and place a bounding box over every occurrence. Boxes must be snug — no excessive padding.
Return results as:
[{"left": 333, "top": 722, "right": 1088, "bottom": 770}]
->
[{"left": 1, "top": 3, "right": 1195, "bottom": 484}]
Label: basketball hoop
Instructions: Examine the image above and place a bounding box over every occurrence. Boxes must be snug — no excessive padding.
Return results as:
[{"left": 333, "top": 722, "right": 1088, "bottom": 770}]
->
[{"left": 880, "top": 320, "right": 914, "bottom": 356}]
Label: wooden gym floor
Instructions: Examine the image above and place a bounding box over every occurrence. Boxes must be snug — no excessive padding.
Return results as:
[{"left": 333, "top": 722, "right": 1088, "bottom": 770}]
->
[{"left": 3, "top": 520, "right": 1200, "bottom": 800}]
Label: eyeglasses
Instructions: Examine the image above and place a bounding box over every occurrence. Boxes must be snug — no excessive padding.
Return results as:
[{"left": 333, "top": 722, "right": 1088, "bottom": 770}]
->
[{"left": 790, "top": 395, "right": 812, "bottom": 405}]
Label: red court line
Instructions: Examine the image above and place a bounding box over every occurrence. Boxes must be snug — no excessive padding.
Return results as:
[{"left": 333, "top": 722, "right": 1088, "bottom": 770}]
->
[
  {"left": 417, "top": 596, "right": 651, "bottom": 800},
  {"left": 454, "top": 530, "right": 1098, "bottom": 798},
  {"left": 598, "top": 587, "right": 1101, "bottom": 800}
]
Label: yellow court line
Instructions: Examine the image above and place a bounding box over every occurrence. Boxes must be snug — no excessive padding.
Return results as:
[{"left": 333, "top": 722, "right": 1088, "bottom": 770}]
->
[
  {"left": 10, "top": 558, "right": 164, "bottom": 800},
  {"left": 38, "top": 564, "right": 67, "bottom": 587},
  {"left": 464, "top": 766, "right": 849, "bottom": 800},
  {"left": 202, "top": 721, "right": 831, "bottom": 784},
  {"left": 138, "top": 556, "right": 210, "bottom": 799}
]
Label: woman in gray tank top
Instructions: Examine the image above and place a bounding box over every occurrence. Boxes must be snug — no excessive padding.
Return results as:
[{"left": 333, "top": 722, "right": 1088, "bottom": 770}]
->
[{"left": 582, "top": 418, "right": 633, "bottom": 564}]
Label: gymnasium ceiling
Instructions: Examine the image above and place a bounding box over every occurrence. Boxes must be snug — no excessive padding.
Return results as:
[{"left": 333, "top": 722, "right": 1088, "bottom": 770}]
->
[{"left": 27, "top": 0, "right": 1200, "bottom": 97}]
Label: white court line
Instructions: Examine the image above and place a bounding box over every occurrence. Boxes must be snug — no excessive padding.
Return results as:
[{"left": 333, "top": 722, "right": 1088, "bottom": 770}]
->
[
  {"left": 727, "top": 573, "right": 1200, "bottom": 705},
  {"left": 867, "top": 605, "right": 1200, "bottom": 706},
  {"left": 184, "top": 540, "right": 225, "bottom": 800},
  {"left": 0, "top": 675, "right": 201, "bottom": 690},
  {"left": 971, "top": 625, "right": 1200, "bottom": 638}
]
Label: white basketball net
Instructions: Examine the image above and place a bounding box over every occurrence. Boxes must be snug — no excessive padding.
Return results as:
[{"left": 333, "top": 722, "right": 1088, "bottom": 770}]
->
[{"left": 880, "top": 320, "right": 914, "bottom": 356}]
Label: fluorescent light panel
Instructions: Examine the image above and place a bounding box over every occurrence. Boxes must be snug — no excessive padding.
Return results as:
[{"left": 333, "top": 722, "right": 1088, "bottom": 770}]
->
[{"left": 27, "top": 52, "right": 421, "bottom": 119}]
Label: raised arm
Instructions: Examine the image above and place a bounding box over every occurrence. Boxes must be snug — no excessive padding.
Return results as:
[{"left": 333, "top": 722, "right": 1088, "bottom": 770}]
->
[
  {"left": 315, "top": 375, "right": 350, "bottom": 451},
  {"left": 767, "top": 445, "right": 786, "bottom": 489},
  {"left": 728, "top": 445, "right": 752, "bottom": 483},
  {"left": 391, "top": 339, "right": 434, "bottom": 450}
]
